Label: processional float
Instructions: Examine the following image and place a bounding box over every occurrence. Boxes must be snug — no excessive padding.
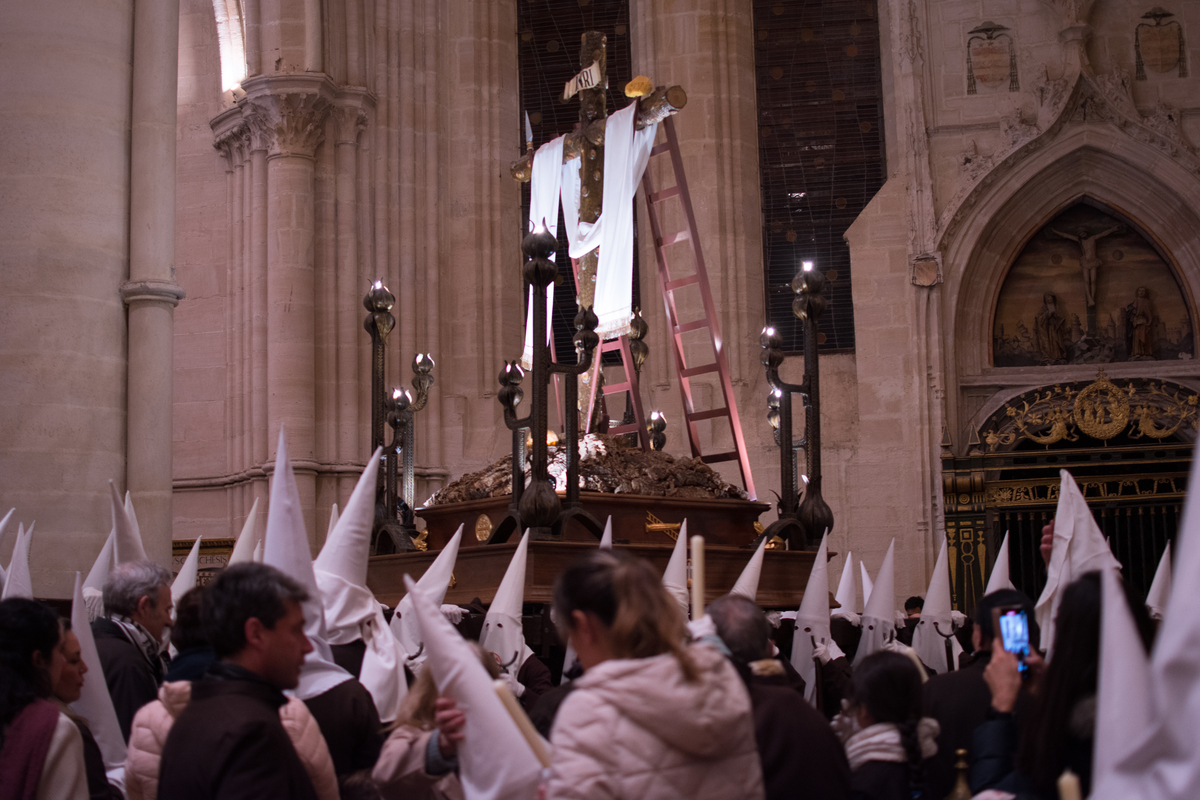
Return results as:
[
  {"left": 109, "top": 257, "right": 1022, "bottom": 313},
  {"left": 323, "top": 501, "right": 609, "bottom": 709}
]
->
[{"left": 366, "top": 33, "right": 819, "bottom": 625}]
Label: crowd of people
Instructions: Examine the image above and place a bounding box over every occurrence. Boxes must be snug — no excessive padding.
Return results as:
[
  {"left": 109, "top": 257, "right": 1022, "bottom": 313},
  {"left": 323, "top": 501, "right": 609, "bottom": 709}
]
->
[{"left": 0, "top": 453, "right": 1189, "bottom": 800}]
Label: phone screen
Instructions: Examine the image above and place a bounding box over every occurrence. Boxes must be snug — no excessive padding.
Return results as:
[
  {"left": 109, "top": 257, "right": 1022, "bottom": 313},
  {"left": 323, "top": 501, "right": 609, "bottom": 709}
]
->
[{"left": 998, "top": 609, "right": 1030, "bottom": 673}]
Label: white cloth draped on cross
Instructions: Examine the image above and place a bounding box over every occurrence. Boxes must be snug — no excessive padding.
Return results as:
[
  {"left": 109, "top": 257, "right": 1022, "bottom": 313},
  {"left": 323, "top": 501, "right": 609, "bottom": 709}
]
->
[{"left": 523, "top": 103, "right": 659, "bottom": 354}]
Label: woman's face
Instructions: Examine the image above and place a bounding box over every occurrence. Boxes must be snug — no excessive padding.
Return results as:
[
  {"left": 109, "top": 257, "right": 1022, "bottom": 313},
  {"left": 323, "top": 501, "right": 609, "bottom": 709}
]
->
[{"left": 53, "top": 630, "right": 87, "bottom": 703}]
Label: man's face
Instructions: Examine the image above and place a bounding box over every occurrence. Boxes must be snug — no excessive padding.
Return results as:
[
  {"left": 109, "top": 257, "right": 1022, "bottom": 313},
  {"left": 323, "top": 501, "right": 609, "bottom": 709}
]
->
[
  {"left": 258, "top": 600, "right": 313, "bottom": 690},
  {"left": 54, "top": 630, "right": 87, "bottom": 704},
  {"left": 133, "top": 584, "right": 174, "bottom": 644}
]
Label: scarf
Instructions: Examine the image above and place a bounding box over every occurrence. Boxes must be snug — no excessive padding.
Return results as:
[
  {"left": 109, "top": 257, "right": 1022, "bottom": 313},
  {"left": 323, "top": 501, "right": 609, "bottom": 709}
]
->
[
  {"left": 110, "top": 615, "right": 164, "bottom": 667},
  {"left": 0, "top": 698, "right": 60, "bottom": 800},
  {"left": 842, "top": 720, "right": 941, "bottom": 771}
]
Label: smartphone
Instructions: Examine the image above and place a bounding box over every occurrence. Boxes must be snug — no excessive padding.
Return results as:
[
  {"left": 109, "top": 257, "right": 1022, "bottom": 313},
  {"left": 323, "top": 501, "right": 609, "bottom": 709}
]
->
[{"left": 993, "top": 606, "right": 1030, "bottom": 674}]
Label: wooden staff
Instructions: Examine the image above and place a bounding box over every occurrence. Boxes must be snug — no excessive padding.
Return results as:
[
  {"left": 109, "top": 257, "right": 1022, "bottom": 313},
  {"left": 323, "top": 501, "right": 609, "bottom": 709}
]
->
[
  {"left": 494, "top": 680, "right": 552, "bottom": 768},
  {"left": 690, "top": 535, "right": 705, "bottom": 619}
]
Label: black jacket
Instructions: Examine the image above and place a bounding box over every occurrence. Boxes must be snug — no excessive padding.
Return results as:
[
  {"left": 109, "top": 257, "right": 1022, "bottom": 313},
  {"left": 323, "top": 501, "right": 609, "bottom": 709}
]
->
[
  {"left": 970, "top": 706, "right": 1093, "bottom": 800},
  {"left": 165, "top": 646, "right": 216, "bottom": 682},
  {"left": 90, "top": 618, "right": 162, "bottom": 742},
  {"left": 302, "top": 677, "right": 384, "bottom": 778},
  {"left": 922, "top": 654, "right": 993, "bottom": 800},
  {"left": 850, "top": 760, "right": 911, "bottom": 800},
  {"left": 158, "top": 662, "right": 318, "bottom": 800},
  {"left": 70, "top": 715, "right": 123, "bottom": 800},
  {"left": 738, "top": 661, "right": 851, "bottom": 800}
]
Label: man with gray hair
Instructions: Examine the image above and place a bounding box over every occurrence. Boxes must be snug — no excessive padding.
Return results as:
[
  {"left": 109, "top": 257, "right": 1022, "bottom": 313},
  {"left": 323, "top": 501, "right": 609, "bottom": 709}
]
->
[{"left": 91, "top": 559, "right": 173, "bottom": 741}]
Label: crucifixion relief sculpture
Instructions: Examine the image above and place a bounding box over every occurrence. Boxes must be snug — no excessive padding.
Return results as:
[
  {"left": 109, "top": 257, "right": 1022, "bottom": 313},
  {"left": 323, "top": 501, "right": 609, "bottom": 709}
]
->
[{"left": 1050, "top": 223, "right": 1124, "bottom": 308}]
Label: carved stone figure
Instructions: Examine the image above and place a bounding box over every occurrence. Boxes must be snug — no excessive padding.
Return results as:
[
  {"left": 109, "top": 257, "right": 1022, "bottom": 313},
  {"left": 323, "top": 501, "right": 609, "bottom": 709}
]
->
[
  {"left": 1127, "top": 286, "right": 1158, "bottom": 360},
  {"left": 1034, "top": 293, "right": 1069, "bottom": 364},
  {"left": 1051, "top": 224, "right": 1123, "bottom": 307}
]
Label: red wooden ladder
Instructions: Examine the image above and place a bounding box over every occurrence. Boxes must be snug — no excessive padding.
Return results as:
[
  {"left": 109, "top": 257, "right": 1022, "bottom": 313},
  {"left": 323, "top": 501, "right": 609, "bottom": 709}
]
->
[{"left": 637, "top": 116, "right": 757, "bottom": 500}]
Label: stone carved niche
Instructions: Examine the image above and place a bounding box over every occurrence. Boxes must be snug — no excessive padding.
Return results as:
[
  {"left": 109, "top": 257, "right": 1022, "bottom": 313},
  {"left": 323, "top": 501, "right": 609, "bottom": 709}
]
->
[{"left": 992, "top": 200, "right": 1194, "bottom": 367}]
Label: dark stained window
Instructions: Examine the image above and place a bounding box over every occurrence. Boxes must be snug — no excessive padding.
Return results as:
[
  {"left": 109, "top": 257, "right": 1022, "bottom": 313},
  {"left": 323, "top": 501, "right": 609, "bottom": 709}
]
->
[{"left": 753, "top": 0, "right": 886, "bottom": 353}]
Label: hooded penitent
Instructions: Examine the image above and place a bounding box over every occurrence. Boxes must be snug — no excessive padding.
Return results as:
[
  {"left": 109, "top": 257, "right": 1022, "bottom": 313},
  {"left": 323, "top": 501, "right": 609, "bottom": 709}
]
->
[
  {"left": 389, "top": 523, "right": 464, "bottom": 671},
  {"left": 859, "top": 561, "right": 874, "bottom": 610},
  {"left": 313, "top": 447, "right": 410, "bottom": 722},
  {"left": 1035, "top": 470, "right": 1121, "bottom": 659},
  {"left": 599, "top": 516, "right": 613, "bottom": 549},
  {"left": 70, "top": 571, "right": 127, "bottom": 771},
  {"left": 172, "top": 537, "right": 203, "bottom": 604},
  {"left": 1092, "top": 566, "right": 1152, "bottom": 793},
  {"left": 911, "top": 538, "right": 961, "bottom": 674},
  {"left": 326, "top": 503, "right": 339, "bottom": 540},
  {"left": 403, "top": 575, "right": 543, "bottom": 800},
  {"left": 853, "top": 540, "right": 896, "bottom": 667},
  {"left": 832, "top": 551, "right": 859, "bottom": 623},
  {"left": 82, "top": 530, "right": 116, "bottom": 622},
  {"left": 0, "top": 508, "right": 13, "bottom": 594},
  {"left": 227, "top": 498, "right": 261, "bottom": 566},
  {"left": 111, "top": 481, "right": 147, "bottom": 565},
  {"left": 481, "top": 532, "right": 533, "bottom": 675},
  {"left": 985, "top": 531, "right": 1016, "bottom": 595},
  {"left": 1145, "top": 543, "right": 1171, "bottom": 621},
  {"left": 1089, "top": 453, "right": 1200, "bottom": 800},
  {"left": 662, "top": 519, "right": 690, "bottom": 618},
  {"left": 730, "top": 536, "right": 767, "bottom": 602},
  {"left": 790, "top": 531, "right": 831, "bottom": 705},
  {"left": 1, "top": 523, "right": 33, "bottom": 600},
  {"left": 262, "top": 428, "right": 354, "bottom": 700}
]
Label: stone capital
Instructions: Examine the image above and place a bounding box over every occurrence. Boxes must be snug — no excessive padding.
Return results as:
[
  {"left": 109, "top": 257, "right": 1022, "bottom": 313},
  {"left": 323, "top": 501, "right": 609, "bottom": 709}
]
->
[
  {"left": 332, "top": 93, "right": 372, "bottom": 146},
  {"left": 121, "top": 279, "right": 186, "bottom": 307},
  {"left": 239, "top": 74, "right": 338, "bottom": 160}
]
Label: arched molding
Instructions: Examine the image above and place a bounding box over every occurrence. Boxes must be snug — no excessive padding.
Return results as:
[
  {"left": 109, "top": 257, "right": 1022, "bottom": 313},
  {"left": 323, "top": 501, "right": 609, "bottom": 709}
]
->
[{"left": 942, "top": 132, "right": 1200, "bottom": 390}]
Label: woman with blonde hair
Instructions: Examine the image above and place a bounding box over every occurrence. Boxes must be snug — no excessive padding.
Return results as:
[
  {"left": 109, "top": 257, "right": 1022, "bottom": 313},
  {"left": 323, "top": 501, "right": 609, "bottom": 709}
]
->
[
  {"left": 372, "top": 642, "right": 500, "bottom": 800},
  {"left": 545, "top": 548, "right": 764, "bottom": 800}
]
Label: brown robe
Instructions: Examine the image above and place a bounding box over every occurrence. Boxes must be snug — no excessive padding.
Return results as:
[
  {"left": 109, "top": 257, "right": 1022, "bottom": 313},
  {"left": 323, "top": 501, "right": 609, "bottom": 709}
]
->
[{"left": 302, "top": 677, "right": 384, "bottom": 779}]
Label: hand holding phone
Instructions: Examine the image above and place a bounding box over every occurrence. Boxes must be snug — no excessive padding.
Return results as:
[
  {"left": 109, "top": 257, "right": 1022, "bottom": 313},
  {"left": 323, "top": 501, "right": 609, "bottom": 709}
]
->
[{"left": 992, "top": 607, "right": 1031, "bottom": 675}]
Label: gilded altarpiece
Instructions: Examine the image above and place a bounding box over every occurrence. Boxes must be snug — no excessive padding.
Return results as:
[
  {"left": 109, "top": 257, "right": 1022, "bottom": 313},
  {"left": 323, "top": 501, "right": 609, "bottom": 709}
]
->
[{"left": 944, "top": 373, "right": 1197, "bottom": 613}]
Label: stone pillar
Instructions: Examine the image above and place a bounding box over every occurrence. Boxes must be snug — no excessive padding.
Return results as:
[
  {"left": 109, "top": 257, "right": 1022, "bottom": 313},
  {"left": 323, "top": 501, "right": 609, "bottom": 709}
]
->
[
  {"left": 243, "top": 76, "right": 334, "bottom": 544},
  {"left": 0, "top": 0, "right": 135, "bottom": 594}
]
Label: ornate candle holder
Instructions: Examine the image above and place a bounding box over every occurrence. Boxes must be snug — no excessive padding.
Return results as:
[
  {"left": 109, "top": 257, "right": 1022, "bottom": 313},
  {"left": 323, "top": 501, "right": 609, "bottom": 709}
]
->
[
  {"left": 760, "top": 262, "right": 834, "bottom": 549},
  {"left": 495, "top": 227, "right": 602, "bottom": 541}
]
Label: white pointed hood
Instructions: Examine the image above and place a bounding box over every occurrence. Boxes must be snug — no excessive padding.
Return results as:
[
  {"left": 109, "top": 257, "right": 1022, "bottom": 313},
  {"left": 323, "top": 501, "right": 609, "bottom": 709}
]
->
[
  {"left": 252, "top": 540, "right": 264, "bottom": 563},
  {"left": 1090, "top": 453, "right": 1200, "bottom": 798},
  {"left": 228, "top": 498, "right": 261, "bottom": 566},
  {"left": 1145, "top": 543, "right": 1171, "bottom": 621},
  {"left": 1092, "top": 566, "right": 1152, "bottom": 791},
  {"left": 832, "top": 551, "right": 859, "bottom": 621},
  {"left": 0, "top": 508, "right": 13, "bottom": 592},
  {"left": 327, "top": 503, "right": 340, "bottom": 540},
  {"left": 1036, "top": 470, "right": 1121, "bottom": 659},
  {"left": 481, "top": 532, "right": 533, "bottom": 674},
  {"left": 262, "top": 428, "right": 354, "bottom": 700},
  {"left": 111, "top": 481, "right": 146, "bottom": 564},
  {"left": 82, "top": 530, "right": 116, "bottom": 622},
  {"left": 854, "top": 540, "right": 896, "bottom": 667},
  {"left": 791, "top": 532, "right": 831, "bottom": 705},
  {"left": 391, "top": 524, "right": 465, "bottom": 668},
  {"left": 661, "top": 520, "right": 690, "bottom": 617},
  {"left": 730, "top": 536, "right": 767, "bottom": 602},
  {"left": 312, "top": 449, "right": 408, "bottom": 721},
  {"left": 313, "top": 449, "right": 382, "bottom": 587},
  {"left": 912, "top": 538, "right": 958, "bottom": 674},
  {"left": 1, "top": 523, "right": 33, "bottom": 600},
  {"left": 599, "top": 516, "right": 613, "bottom": 549},
  {"left": 124, "top": 491, "right": 142, "bottom": 554},
  {"left": 986, "top": 531, "right": 1016, "bottom": 595},
  {"left": 860, "top": 561, "right": 874, "bottom": 609},
  {"left": 404, "top": 575, "right": 543, "bottom": 800},
  {"left": 172, "top": 537, "right": 203, "bottom": 603},
  {"left": 69, "top": 572, "right": 127, "bottom": 770}
]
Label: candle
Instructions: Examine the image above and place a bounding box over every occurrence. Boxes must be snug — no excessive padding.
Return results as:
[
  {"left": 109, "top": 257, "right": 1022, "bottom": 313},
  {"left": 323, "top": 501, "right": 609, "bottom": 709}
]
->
[
  {"left": 690, "top": 535, "right": 705, "bottom": 619},
  {"left": 1056, "top": 770, "right": 1081, "bottom": 800}
]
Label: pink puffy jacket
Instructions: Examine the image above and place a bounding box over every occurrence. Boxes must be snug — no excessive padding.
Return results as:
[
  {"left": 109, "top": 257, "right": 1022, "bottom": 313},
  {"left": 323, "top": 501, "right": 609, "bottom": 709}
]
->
[
  {"left": 123, "top": 680, "right": 339, "bottom": 800},
  {"left": 372, "top": 724, "right": 465, "bottom": 800},
  {"left": 546, "top": 643, "right": 765, "bottom": 800}
]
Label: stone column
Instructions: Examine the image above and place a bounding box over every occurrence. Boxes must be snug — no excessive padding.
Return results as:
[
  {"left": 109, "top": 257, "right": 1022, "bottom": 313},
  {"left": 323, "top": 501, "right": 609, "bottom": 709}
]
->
[
  {"left": 125, "top": 0, "right": 185, "bottom": 566},
  {"left": 243, "top": 76, "right": 334, "bottom": 544}
]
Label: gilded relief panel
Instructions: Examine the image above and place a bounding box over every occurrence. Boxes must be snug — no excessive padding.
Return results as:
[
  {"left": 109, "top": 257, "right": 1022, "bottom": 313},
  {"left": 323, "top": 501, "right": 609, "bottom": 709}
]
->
[{"left": 993, "top": 202, "right": 1194, "bottom": 367}]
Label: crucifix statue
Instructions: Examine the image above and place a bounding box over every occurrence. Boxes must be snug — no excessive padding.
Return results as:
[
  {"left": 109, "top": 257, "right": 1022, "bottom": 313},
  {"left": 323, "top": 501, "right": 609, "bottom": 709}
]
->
[
  {"left": 1051, "top": 223, "right": 1123, "bottom": 308},
  {"left": 511, "top": 32, "right": 687, "bottom": 418}
]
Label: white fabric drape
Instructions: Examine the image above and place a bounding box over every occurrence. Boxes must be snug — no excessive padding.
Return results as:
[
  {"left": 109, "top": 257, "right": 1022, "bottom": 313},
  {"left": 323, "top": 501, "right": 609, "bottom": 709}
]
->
[{"left": 522, "top": 136, "right": 564, "bottom": 369}]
